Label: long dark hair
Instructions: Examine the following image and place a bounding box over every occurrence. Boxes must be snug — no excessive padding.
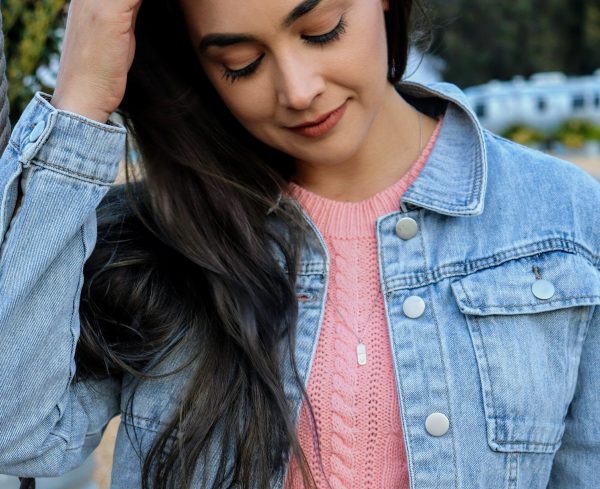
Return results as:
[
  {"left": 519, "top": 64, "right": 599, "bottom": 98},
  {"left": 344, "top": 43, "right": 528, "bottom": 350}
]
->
[{"left": 74, "top": 1, "right": 429, "bottom": 488}]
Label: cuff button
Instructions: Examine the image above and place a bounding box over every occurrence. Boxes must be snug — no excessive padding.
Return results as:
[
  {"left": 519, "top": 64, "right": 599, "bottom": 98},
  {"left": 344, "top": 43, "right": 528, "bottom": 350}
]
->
[{"left": 29, "top": 120, "right": 46, "bottom": 143}]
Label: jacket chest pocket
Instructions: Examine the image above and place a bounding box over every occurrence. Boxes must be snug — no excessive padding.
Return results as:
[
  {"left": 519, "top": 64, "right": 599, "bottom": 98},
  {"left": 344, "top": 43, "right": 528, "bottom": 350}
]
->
[{"left": 450, "top": 250, "right": 600, "bottom": 454}]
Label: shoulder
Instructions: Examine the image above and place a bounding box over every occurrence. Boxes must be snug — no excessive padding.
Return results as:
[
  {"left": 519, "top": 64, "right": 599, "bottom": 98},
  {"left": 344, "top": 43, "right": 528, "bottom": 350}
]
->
[
  {"left": 401, "top": 79, "right": 600, "bottom": 268},
  {"left": 482, "top": 130, "right": 600, "bottom": 267},
  {"left": 483, "top": 129, "right": 600, "bottom": 203}
]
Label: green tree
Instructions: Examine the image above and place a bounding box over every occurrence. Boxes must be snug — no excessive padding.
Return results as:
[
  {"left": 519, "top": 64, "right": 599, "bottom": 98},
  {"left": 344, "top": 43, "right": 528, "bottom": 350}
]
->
[
  {"left": 1, "top": 0, "right": 67, "bottom": 124},
  {"left": 428, "top": 0, "right": 600, "bottom": 87}
]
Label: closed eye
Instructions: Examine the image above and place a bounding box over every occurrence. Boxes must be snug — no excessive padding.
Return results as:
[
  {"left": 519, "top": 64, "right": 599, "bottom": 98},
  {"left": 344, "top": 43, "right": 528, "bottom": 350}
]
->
[
  {"left": 221, "top": 53, "right": 265, "bottom": 83},
  {"left": 221, "top": 15, "right": 347, "bottom": 83},
  {"left": 302, "top": 15, "right": 347, "bottom": 45}
]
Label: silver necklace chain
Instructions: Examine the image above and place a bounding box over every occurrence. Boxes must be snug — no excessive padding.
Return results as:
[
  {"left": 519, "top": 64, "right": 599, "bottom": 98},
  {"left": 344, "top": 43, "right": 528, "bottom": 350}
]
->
[
  {"left": 323, "top": 108, "right": 423, "bottom": 366},
  {"left": 325, "top": 239, "right": 384, "bottom": 366}
]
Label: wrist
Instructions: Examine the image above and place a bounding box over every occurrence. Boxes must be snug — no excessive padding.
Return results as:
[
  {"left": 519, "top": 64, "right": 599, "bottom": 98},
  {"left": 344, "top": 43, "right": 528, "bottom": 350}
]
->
[{"left": 50, "top": 94, "right": 111, "bottom": 124}]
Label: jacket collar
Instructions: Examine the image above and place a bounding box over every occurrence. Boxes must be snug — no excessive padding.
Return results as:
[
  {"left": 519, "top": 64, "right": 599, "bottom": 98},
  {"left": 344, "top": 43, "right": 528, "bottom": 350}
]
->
[
  {"left": 273, "top": 81, "right": 488, "bottom": 218},
  {"left": 396, "top": 81, "right": 488, "bottom": 216}
]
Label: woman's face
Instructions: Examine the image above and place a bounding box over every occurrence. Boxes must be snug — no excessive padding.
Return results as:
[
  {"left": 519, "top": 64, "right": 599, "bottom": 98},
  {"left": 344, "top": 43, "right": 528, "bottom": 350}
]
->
[{"left": 179, "top": 0, "right": 391, "bottom": 167}]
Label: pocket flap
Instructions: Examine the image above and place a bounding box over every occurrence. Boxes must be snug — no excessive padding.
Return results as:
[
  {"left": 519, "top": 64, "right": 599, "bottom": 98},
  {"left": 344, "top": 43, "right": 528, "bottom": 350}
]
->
[{"left": 450, "top": 251, "right": 600, "bottom": 316}]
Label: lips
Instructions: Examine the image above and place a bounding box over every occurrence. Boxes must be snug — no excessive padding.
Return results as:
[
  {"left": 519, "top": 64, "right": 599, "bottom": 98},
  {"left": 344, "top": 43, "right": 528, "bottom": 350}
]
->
[
  {"left": 290, "top": 105, "right": 343, "bottom": 129},
  {"left": 286, "top": 101, "right": 348, "bottom": 138}
]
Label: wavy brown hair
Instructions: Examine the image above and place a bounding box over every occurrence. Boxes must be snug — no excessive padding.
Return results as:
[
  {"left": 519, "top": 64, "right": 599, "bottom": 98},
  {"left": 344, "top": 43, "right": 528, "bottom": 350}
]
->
[{"left": 73, "top": 1, "right": 430, "bottom": 488}]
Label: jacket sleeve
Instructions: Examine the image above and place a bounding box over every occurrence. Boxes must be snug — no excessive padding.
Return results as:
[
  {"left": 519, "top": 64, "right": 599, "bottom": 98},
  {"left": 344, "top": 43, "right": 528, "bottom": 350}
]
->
[
  {"left": 548, "top": 282, "right": 600, "bottom": 487},
  {"left": 0, "top": 92, "right": 125, "bottom": 477}
]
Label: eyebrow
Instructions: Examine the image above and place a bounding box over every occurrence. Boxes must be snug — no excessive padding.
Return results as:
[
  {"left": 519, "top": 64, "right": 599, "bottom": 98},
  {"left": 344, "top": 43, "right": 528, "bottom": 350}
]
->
[
  {"left": 198, "top": 34, "right": 256, "bottom": 53},
  {"left": 198, "top": 0, "right": 324, "bottom": 52},
  {"left": 283, "top": 0, "right": 323, "bottom": 28}
]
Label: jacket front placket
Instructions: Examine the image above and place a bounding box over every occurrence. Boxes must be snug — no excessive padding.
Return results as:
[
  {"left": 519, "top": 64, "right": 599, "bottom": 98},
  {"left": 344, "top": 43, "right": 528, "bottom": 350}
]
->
[{"left": 376, "top": 84, "right": 488, "bottom": 489}]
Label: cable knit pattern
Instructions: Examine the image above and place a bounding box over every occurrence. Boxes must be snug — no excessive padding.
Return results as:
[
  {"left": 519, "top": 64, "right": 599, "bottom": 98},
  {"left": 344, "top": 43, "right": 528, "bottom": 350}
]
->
[
  {"left": 283, "top": 116, "right": 443, "bottom": 489},
  {"left": 328, "top": 239, "right": 358, "bottom": 488}
]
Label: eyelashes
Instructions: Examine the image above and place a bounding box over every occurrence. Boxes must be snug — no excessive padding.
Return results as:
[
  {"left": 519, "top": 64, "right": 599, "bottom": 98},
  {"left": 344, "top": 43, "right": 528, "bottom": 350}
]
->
[
  {"left": 302, "top": 15, "right": 347, "bottom": 46},
  {"left": 222, "top": 53, "right": 266, "bottom": 83},
  {"left": 221, "top": 15, "right": 348, "bottom": 83}
]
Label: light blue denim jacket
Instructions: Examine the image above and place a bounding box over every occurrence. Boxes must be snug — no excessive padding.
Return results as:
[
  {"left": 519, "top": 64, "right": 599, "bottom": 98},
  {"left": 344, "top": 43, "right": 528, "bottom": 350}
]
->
[{"left": 0, "top": 81, "right": 599, "bottom": 488}]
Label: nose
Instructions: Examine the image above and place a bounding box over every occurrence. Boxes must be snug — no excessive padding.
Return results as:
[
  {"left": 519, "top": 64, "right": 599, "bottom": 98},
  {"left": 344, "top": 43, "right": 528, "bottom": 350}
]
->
[{"left": 274, "top": 52, "right": 326, "bottom": 111}]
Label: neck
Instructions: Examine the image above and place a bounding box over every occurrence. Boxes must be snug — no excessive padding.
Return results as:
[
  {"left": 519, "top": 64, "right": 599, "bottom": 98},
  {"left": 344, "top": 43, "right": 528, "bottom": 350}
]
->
[{"left": 292, "top": 84, "right": 439, "bottom": 202}]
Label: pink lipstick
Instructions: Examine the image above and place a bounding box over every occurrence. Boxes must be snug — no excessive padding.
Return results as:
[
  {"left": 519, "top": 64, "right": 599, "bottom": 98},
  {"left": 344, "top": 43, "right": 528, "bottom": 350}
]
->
[{"left": 288, "top": 101, "right": 348, "bottom": 138}]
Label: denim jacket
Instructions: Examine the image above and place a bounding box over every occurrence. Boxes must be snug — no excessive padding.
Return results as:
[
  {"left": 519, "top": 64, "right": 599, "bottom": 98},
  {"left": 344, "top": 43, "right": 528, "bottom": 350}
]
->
[{"left": 0, "top": 81, "right": 599, "bottom": 489}]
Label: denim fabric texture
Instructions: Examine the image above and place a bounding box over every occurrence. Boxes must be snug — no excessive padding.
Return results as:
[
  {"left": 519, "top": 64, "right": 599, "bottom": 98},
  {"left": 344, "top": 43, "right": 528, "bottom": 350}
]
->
[{"left": 0, "top": 81, "right": 599, "bottom": 488}]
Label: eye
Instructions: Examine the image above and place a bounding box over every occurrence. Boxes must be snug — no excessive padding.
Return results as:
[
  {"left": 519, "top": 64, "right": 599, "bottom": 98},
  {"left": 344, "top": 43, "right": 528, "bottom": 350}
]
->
[
  {"left": 302, "top": 15, "right": 347, "bottom": 46},
  {"left": 221, "top": 53, "right": 265, "bottom": 83}
]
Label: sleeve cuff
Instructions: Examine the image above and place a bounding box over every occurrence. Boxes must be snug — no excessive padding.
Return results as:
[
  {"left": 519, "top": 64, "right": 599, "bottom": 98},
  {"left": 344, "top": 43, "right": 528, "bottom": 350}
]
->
[{"left": 8, "top": 91, "right": 127, "bottom": 184}]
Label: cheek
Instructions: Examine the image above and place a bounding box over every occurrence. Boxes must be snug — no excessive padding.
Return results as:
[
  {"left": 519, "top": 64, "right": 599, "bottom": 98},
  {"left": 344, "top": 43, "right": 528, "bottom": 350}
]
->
[
  {"left": 354, "top": 10, "right": 388, "bottom": 79},
  {"left": 324, "top": 9, "right": 388, "bottom": 91}
]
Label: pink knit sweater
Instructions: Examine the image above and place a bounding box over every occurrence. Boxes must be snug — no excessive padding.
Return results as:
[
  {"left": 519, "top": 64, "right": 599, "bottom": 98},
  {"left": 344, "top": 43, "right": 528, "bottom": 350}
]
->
[{"left": 283, "top": 116, "right": 443, "bottom": 489}]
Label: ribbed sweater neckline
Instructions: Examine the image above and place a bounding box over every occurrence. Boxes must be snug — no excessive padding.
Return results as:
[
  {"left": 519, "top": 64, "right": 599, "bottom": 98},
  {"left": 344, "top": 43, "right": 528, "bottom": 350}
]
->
[{"left": 287, "top": 116, "right": 443, "bottom": 239}]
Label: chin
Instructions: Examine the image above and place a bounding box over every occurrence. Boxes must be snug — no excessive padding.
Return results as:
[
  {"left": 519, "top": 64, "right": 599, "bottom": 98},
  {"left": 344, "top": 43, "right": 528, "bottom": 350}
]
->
[
  {"left": 284, "top": 138, "right": 358, "bottom": 165},
  {"left": 294, "top": 146, "right": 360, "bottom": 167}
]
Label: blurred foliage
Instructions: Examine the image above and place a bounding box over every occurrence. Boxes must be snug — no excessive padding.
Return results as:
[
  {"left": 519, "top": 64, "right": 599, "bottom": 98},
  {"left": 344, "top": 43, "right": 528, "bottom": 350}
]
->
[
  {"left": 1, "top": 0, "right": 67, "bottom": 125},
  {"left": 501, "top": 120, "right": 600, "bottom": 148},
  {"left": 428, "top": 0, "right": 600, "bottom": 87},
  {"left": 501, "top": 124, "right": 546, "bottom": 146},
  {"left": 554, "top": 119, "right": 600, "bottom": 148}
]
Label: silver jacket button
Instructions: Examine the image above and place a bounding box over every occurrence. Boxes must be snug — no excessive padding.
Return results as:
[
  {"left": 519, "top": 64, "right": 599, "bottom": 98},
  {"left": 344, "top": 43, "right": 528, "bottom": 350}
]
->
[
  {"left": 403, "top": 295, "right": 425, "bottom": 319},
  {"left": 532, "top": 279, "right": 555, "bottom": 300},
  {"left": 395, "top": 217, "right": 418, "bottom": 240},
  {"left": 425, "top": 412, "right": 450, "bottom": 436}
]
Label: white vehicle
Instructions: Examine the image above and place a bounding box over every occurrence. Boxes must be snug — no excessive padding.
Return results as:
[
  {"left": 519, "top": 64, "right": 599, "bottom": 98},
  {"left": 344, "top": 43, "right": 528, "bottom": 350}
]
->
[{"left": 465, "top": 70, "right": 600, "bottom": 134}]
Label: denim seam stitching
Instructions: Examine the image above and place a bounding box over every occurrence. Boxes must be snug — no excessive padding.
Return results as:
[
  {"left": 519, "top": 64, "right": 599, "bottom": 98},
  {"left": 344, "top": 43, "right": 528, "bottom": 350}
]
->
[
  {"left": 404, "top": 189, "right": 479, "bottom": 211},
  {"left": 65, "top": 227, "right": 89, "bottom": 451},
  {"left": 376, "top": 215, "right": 416, "bottom": 489},
  {"left": 439, "top": 238, "right": 578, "bottom": 273},
  {"left": 460, "top": 281, "right": 501, "bottom": 446},
  {"left": 400, "top": 82, "right": 486, "bottom": 209},
  {"left": 507, "top": 452, "right": 519, "bottom": 489},
  {"left": 472, "top": 315, "right": 500, "bottom": 445},
  {"left": 458, "top": 279, "right": 472, "bottom": 308},
  {"left": 121, "top": 412, "right": 163, "bottom": 432},
  {"left": 386, "top": 239, "right": 594, "bottom": 291},
  {"left": 394, "top": 239, "right": 578, "bottom": 285},
  {"left": 54, "top": 228, "right": 90, "bottom": 451},
  {"left": 464, "top": 296, "right": 600, "bottom": 311},
  {"left": 494, "top": 439, "right": 558, "bottom": 447},
  {"left": 122, "top": 413, "right": 160, "bottom": 424},
  {"left": 30, "top": 158, "right": 114, "bottom": 185}
]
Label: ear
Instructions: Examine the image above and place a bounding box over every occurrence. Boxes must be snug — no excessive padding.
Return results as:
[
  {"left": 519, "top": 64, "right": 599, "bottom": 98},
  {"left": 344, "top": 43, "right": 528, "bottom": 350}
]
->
[{"left": 382, "top": 0, "right": 389, "bottom": 11}]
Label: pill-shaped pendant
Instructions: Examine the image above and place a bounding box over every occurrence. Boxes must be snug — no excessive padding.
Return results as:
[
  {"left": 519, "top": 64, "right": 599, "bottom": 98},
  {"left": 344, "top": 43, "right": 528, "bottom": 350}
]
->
[{"left": 357, "top": 342, "right": 367, "bottom": 366}]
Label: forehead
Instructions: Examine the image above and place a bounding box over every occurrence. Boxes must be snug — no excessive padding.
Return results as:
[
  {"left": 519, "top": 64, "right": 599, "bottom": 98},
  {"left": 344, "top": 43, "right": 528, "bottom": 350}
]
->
[{"left": 179, "top": 0, "right": 327, "bottom": 32}]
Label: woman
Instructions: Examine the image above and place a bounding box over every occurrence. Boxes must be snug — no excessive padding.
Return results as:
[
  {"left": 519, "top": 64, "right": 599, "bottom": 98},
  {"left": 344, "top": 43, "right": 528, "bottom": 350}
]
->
[{"left": 0, "top": 0, "right": 599, "bottom": 488}]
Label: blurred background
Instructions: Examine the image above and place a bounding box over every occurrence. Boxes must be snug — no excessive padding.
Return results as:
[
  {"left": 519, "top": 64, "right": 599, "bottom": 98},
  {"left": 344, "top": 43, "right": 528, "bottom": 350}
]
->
[{"left": 0, "top": 0, "right": 599, "bottom": 488}]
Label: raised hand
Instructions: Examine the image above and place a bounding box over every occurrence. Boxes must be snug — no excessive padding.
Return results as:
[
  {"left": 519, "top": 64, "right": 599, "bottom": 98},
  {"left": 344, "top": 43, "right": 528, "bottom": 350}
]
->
[{"left": 51, "top": 0, "right": 143, "bottom": 123}]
